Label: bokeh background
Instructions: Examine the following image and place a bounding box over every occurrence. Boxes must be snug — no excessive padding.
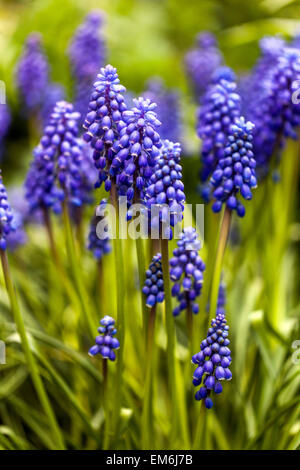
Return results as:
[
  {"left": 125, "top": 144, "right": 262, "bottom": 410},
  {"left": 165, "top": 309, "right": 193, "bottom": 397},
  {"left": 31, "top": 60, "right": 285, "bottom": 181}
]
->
[{"left": 0, "top": 0, "right": 299, "bottom": 451}]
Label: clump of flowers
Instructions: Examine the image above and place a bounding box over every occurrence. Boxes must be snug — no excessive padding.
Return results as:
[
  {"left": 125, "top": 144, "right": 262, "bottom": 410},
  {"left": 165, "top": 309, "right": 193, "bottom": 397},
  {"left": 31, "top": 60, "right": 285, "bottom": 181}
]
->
[
  {"left": 83, "top": 64, "right": 127, "bottom": 192},
  {"left": 25, "top": 101, "right": 90, "bottom": 214},
  {"left": 142, "top": 253, "right": 164, "bottom": 308},
  {"left": 0, "top": 171, "right": 14, "bottom": 250},
  {"left": 116, "top": 97, "right": 162, "bottom": 203},
  {"left": 197, "top": 67, "right": 241, "bottom": 198},
  {"left": 145, "top": 78, "right": 182, "bottom": 143},
  {"left": 250, "top": 47, "right": 300, "bottom": 173},
  {"left": 69, "top": 11, "right": 106, "bottom": 117},
  {"left": 192, "top": 283, "right": 231, "bottom": 409},
  {"left": 185, "top": 32, "right": 223, "bottom": 99},
  {"left": 210, "top": 117, "right": 257, "bottom": 217},
  {"left": 170, "top": 227, "right": 205, "bottom": 316},
  {"left": 89, "top": 316, "right": 120, "bottom": 361},
  {"left": 87, "top": 199, "right": 111, "bottom": 260},
  {"left": 144, "top": 140, "right": 185, "bottom": 239},
  {"left": 239, "top": 35, "right": 285, "bottom": 119},
  {"left": 16, "top": 33, "right": 49, "bottom": 112}
]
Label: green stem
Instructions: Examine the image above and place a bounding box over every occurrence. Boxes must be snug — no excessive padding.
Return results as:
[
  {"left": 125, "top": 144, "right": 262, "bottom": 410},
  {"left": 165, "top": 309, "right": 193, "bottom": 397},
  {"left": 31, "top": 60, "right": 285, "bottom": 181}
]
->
[
  {"left": 110, "top": 184, "right": 125, "bottom": 443},
  {"left": 160, "top": 238, "right": 176, "bottom": 436},
  {"left": 0, "top": 249, "right": 64, "bottom": 450},
  {"left": 135, "top": 236, "right": 148, "bottom": 341},
  {"left": 192, "top": 399, "right": 207, "bottom": 449},
  {"left": 62, "top": 202, "right": 95, "bottom": 339},
  {"left": 102, "top": 359, "right": 110, "bottom": 450},
  {"left": 209, "top": 207, "right": 232, "bottom": 320},
  {"left": 141, "top": 305, "right": 156, "bottom": 449}
]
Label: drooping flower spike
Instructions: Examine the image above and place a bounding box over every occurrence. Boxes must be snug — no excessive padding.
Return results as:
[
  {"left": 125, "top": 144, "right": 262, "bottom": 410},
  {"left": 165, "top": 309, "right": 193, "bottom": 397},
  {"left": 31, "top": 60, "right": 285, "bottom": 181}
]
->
[
  {"left": 16, "top": 33, "right": 49, "bottom": 112},
  {"left": 197, "top": 67, "right": 241, "bottom": 199},
  {"left": 89, "top": 316, "right": 120, "bottom": 361},
  {"left": 142, "top": 253, "right": 164, "bottom": 308},
  {"left": 185, "top": 32, "right": 223, "bottom": 99},
  {"left": 116, "top": 97, "right": 162, "bottom": 203},
  {"left": 83, "top": 65, "right": 127, "bottom": 192},
  {"left": 210, "top": 117, "right": 257, "bottom": 217},
  {"left": 145, "top": 78, "right": 182, "bottom": 143},
  {"left": 192, "top": 283, "right": 231, "bottom": 409},
  {"left": 87, "top": 199, "right": 111, "bottom": 260},
  {"left": 69, "top": 11, "right": 106, "bottom": 117},
  {"left": 144, "top": 139, "right": 185, "bottom": 239},
  {"left": 0, "top": 171, "right": 14, "bottom": 250},
  {"left": 25, "top": 101, "right": 91, "bottom": 214},
  {"left": 170, "top": 227, "right": 205, "bottom": 316}
]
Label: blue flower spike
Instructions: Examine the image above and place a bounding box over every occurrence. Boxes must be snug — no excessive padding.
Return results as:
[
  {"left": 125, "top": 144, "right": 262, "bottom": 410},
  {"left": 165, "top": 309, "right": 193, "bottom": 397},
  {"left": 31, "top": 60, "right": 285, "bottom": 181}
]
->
[
  {"left": 192, "top": 283, "right": 232, "bottom": 409},
  {"left": 89, "top": 316, "right": 120, "bottom": 362},
  {"left": 142, "top": 253, "right": 164, "bottom": 308},
  {"left": 210, "top": 117, "right": 257, "bottom": 217},
  {"left": 169, "top": 227, "right": 205, "bottom": 316}
]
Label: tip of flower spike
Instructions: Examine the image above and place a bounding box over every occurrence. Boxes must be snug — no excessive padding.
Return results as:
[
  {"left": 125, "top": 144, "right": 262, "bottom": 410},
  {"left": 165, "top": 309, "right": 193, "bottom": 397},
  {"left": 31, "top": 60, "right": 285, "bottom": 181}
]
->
[
  {"left": 232, "top": 116, "right": 255, "bottom": 133},
  {"left": 213, "top": 66, "right": 235, "bottom": 83}
]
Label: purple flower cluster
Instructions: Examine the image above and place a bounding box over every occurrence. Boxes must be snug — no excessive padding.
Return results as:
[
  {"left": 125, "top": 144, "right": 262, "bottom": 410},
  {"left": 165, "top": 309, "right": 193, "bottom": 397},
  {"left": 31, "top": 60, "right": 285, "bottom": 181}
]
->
[
  {"left": 192, "top": 306, "right": 232, "bottom": 409},
  {"left": 142, "top": 253, "right": 164, "bottom": 308},
  {"left": 0, "top": 172, "right": 14, "bottom": 250},
  {"left": 197, "top": 67, "right": 241, "bottom": 197},
  {"left": 145, "top": 78, "right": 182, "bottom": 142},
  {"left": 117, "top": 97, "right": 162, "bottom": 202},
  {"left": 211, "top": 117, "right": 257, "bottom": 217},
  {"left": 87, "top": 199, "right": 111, "bottom": 261},
  {"left": 25, "top": 101, "right": 89, "bottom": 214},
  {"left": 83, "top": 65, "right": 127, "bottom": 192},
  {"left": 170, "top": 227, "right": 205, "bottom": 316},
  {"left": 185, "top": 32, "right": 223, "bottom": 99},
  {"left": 69, "top": 11, "right": 106, "bottom": 117},
  {"left": 250, "top": 47, "right": 300, "bottom": 172},
  {"left": 16, "top": 33, "right": 49, "bottom": 112},
  {"left": 89, "top": 316, "right": 120, "bottom": 361},
  {"left": 144, "top": 140, "right": 185, "bottom": 238}
]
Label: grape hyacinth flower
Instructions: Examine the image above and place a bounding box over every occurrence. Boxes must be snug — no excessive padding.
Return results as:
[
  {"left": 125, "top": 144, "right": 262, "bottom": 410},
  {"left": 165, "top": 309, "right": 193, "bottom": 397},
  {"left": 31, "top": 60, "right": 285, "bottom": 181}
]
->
[
  {"left": 145, "top": 78, "right": 182, "bottom": 142},
  {"left": 170, "top": 227, "right": 205, "bottom": 316},
  {"left": 210, "top": 117, "right": 257, "bottom": 217},
  {"left": 250, "top": 47, "right": 300, "bottom": 173},
  {"left": 239, "top": 35, "right": 285, "bottom": 119},
  {"left": 89, "top": 316, "right": 120, "bottom": 361},
  {"left": 16, "top": 33, "right": 49, "bottom": 112},
  {"left": 0, "top": 171, "right": 14, "bottom": 250},
  {"left": 69, "top": 11, "right": 106, "bottom": 118},
  {"left": 117, "top": 97, "right": 162, "bottom": 203},
  {"left": 185, "top": 32, "right": 223, "bottom": 99},
  {"left": 87, "top": 199, "right": 111, "bottom": 260},
  {"left": 83, "top": 65, "right": 127, "bottom": 193},
  {"left": 192, "top": 291, "right": 232, "bottom": 409},
  {"left": 197, "top": 67, "right": 241, "bottom": 198},
  {"left": 144, "top": 140, "right": 185, "bottom": 238},
  {"left": 25, "top": 101, "right": 89, "bottom": 214},
  {"left": 142, "top": 253, "right": 164, "bottom": 308}
]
